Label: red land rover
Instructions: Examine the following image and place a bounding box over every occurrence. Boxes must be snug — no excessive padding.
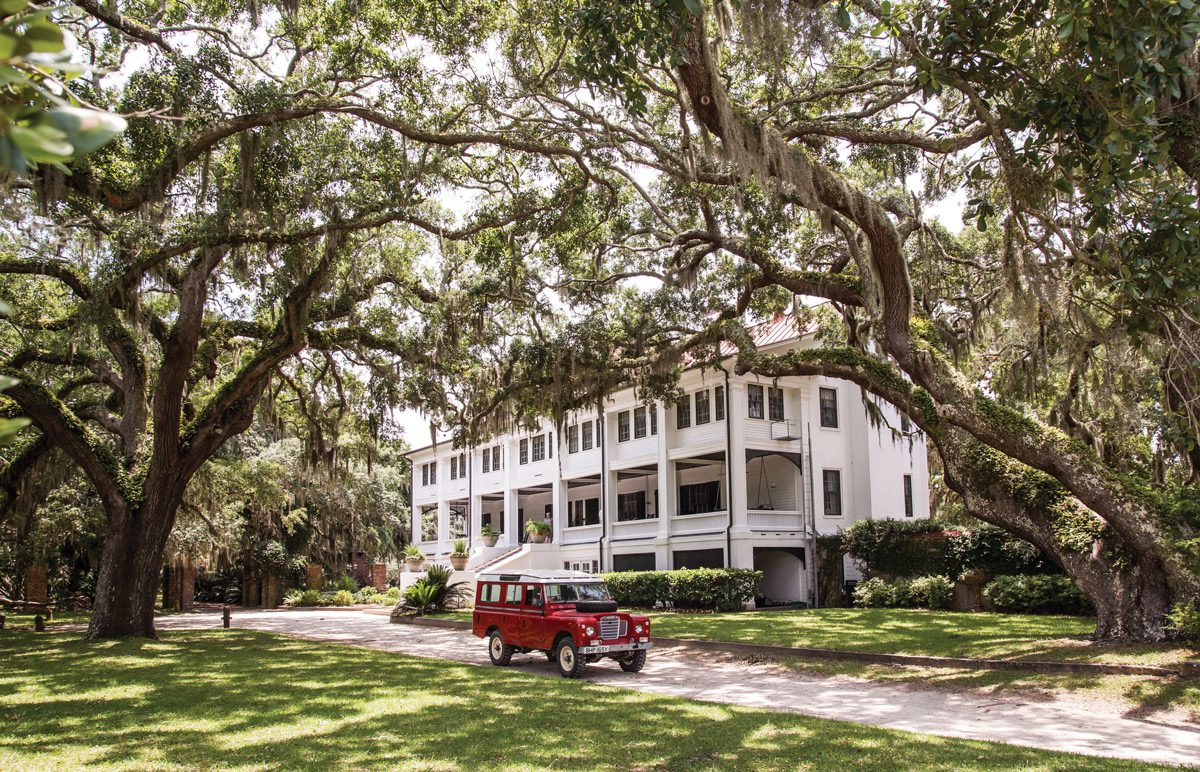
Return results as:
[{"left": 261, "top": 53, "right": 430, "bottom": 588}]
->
[{"left": 472, "top": 569, "right": 651, "bottom": 678}]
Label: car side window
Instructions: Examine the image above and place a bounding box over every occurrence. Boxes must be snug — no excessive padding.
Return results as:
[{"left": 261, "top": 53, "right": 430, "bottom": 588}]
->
[
  {"left": 505, "top": 583, "right": 522, "bottom": 605},
  {"left": 524, "top": 585, "right": 543, "bottom": 607},
  {"left": 479, "top": 583, "right": 500, "bottom": 603}
]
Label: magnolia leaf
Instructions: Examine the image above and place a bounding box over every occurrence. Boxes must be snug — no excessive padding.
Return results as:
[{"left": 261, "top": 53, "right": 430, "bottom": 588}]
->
[
  {"left": 21, "top": 18, "right": 63, "bottom": 53},
  {"left": 46, "top": 105, "right": 127, "bottom": 154},
  {"left": 9, "top": 122, "right": 72, "bottom": 161}
]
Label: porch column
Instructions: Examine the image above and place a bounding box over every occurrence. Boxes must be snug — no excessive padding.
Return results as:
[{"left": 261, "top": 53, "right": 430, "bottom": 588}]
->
[
  {"left": 437, "top": 499, "right": 450, "bottom": 556},
  {"left": 470, "top": 492, "right": 484, "bottom": 547},
  {"left": 504, "top": 487, "right": 520, "bottom": 548},
  {"left": 551, "top": 478, "right": 566, "bottom": 544},
  {"left": 728, "top": 382, "right": 749, "bottom": 530},
  {"left": 655, "top": 402, "right": 671, "bottom": 569}
]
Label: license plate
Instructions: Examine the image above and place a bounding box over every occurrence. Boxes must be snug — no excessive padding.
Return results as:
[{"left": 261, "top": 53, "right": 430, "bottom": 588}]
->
[{"left": 593, "top": 645, "right": 610, "bottom": 653}]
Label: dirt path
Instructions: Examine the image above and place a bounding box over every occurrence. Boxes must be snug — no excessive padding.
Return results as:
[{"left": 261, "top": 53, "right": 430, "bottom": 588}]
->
[{"left": 156, "top": 609, "right": 1200, "bottom": 767}]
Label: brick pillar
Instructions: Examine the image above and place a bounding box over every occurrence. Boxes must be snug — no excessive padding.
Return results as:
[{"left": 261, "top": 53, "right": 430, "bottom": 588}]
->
[
  {"left": 24, "top": 563, "right": 48, "bottom": 605},
  {"left": 263, "top": 574, "right": 280, "bottom": 607},
  {"left": 180, "top": 564, "right": 195, "bottom": 610},
  {"left": 351, "top": 553, "right": 369, "bottom": 586},
  {"left": 243, "top": 573, "right": 261, "bottom": 608},
  {"left": 306, "top": 562, "right": 323, "bottom": 590},
  {"left": 371, "top": 563, "right": 387, "bottom": 592}
]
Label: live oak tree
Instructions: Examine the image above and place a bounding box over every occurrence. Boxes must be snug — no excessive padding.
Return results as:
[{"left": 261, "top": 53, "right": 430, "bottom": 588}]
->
[{"left": 0, "top": 0, "right": 629, "bottom": 638}]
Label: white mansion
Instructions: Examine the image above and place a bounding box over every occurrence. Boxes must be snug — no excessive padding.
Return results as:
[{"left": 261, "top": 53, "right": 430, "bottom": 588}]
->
[{"left": 406, "top": 315, "right": 929, "bottom": 605}]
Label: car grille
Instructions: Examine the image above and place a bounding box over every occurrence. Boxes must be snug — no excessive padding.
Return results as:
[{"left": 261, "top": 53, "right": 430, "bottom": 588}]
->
[{"left": 599, "top": 616, "right": 626, "bottom": 640}]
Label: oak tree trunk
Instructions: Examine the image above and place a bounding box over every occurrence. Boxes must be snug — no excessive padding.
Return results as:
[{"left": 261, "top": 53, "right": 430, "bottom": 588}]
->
[{"left": 86, "top": 491, "right": 179, "bottom": 640}]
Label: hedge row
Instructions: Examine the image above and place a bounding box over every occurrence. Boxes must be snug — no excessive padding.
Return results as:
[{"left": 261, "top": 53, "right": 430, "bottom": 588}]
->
[
  {"left": 842, "top": 518, "right": 1055, "bottom": 579},
  {"left": 983, "top": 574, "right": 1093, "bottom": 615},
  {"left": 852, "top": 575, "right": 954, "bottom": 609},
  {"left": 601, "top": 568, "right": 762, "bottom": 611}
]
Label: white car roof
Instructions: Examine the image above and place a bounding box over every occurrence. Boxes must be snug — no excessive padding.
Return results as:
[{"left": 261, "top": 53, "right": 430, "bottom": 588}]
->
[{"left": 476, "top": 569, "right": 602, "bottom": 583}]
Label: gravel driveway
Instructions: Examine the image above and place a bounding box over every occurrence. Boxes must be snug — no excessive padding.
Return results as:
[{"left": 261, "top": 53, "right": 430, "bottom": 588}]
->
[{"left": 155, "top": 609, "right": 1200, "bottom": 766}]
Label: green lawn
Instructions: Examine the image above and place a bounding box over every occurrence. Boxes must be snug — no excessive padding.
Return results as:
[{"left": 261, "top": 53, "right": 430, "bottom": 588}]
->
[
  {"left": 643, "top": 608, "right": 1198, "bottom": 667},
  {"left": 0, "top": 629, "right": 1157, "bottom": 770},
  {"left": 1, "top": 611, "right": 90, "bottom": 628}
]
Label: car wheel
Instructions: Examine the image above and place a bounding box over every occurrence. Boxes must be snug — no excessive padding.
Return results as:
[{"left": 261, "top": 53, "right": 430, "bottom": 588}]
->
[
  {"left": 555, "top": 638, "right": 584, "bottom": 678},
  {"left": 488, "top": 631, "right": 513, "bottom": 666},
  {"left": 619, "top": 650, "right": 647, "bottom": 673},
  {"left": 545, "top": 650, "right": 556, "bottom": 662}
]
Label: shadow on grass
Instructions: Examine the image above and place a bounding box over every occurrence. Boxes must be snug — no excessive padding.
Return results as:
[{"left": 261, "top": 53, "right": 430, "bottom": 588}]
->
[{"left": 0, "top": 630, "right": 1156, "bottom": 771}]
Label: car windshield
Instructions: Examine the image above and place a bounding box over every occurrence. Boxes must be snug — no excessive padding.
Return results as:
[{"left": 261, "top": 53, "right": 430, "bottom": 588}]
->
[{"left": 545, "top": 582, "right": 611, "bottom": 602}]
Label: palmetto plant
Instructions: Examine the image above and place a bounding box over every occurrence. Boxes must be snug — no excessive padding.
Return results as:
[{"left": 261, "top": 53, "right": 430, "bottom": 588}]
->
[{"left": 401, "top": 564, "right": 470, "bottom": 615}]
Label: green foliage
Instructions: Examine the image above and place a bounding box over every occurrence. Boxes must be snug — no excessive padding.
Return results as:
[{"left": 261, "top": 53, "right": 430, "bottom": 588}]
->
[
  {"left": 1166, "top": 600, "right": 1200, "bottom": 642},
  {"left": 852, "top": 577, "right": 897, "bottom": 608},
  {"left": 843, "top": 519, "right": 1053, "bottom": 579},
  {"left": 524, "top": 520, "right": 551, "bottom": 535},
  {"left": 353, "top": 586, "right": 385, "bottom": 604},
  {"left": 403, "top": 545, "right": 426, "bottom": 561},
  {"left": 328, "top": 574, "right": 359, "bottom": 593},
  {"left": 854, "top": 575, "right": 954, "bottom": 609},
  {"left": 983, "top": 574, "right": 1093, "bottom": 615},
  {"left": 450, "top": 539, "right": 469, "bottom": 557},
  {"left": 601, "top": 568, "right": 761, "bottom": 612},
  {"left": 480, "top": 523, "right": 498, "bottom": 538},
  {"left": 331, "top": 589, "right": 354, "bottom": 607},
  {"left": 397, "top": 563, "right": 469, "bottom": 615}
]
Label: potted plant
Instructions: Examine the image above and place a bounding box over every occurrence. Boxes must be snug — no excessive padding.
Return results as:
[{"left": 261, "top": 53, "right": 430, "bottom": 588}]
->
[
  {"left": 481, "top": 523, "right": 499, "bottom": 548},
  {"left": 449, "top": 539, "right": 470, "bottom": 570},
  {"left": 525, "top": 520, "right": 552, "bottom": 544},
  {"left": 403, "top": 544, "right": 426, "bottom": 572}
]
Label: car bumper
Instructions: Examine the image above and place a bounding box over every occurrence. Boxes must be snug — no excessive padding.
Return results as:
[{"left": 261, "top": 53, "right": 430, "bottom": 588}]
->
[{"left": 579, "top": 641, "right": 653, "bottom": 655}]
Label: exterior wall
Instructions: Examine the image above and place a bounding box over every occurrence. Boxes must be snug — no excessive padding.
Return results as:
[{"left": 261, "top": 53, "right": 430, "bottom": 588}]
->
[{"left": 403, "top": 332, "right": 930, "bottom": 595}]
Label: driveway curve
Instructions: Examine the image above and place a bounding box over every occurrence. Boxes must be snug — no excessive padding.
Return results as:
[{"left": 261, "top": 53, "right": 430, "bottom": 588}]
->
[{"left": 155, "top": 609, "right": 1199, "bottom": 767}]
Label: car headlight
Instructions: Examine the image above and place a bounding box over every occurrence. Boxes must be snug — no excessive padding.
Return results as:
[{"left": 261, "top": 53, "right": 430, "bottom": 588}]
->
[
  {"left": 634, "top": 624, "right": 644, "bottom": 634},
  {"left": 585, "top": 625, "right": 595, "bottom": 636}
]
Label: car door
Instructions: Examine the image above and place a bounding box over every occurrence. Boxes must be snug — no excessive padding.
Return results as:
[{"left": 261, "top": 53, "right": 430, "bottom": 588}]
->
[{"left": 519, "top": 584, "right": 545, "bottom": 648}]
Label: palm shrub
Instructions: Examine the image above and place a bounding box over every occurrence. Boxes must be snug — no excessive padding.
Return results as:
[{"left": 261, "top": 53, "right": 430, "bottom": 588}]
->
[{"left": 395, "top": 563, "right": 470, "bottom": 616}]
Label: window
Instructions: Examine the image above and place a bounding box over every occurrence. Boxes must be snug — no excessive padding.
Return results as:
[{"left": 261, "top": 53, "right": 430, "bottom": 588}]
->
[
  {"left": 459, "top": 453, "right": 465, "bottom": 477},
  {"left": 676, "top": 393, "right": 692, "bottom": 429},
  {"left": 519, "top": 438, "right": 529, "bottom": 465},
  {"left": 568, "top": 497, "right": 601, "bottom": 527},
  {"left": 715, "top": 386, "right": 725, "bottom": 421},
  {"left": 532, "top": 434, "right": 546, "bottom": 462},
  {"left": 548, "top": 432, "right": 553, "bottom": 458},
  {"left": 582, "top": 420, "right": 594, "bottom": 450},
  {"left": 524, "top": 585, "right": 543, "bottom": 607},
  {"left": 768, "top": 387, "right": 785, "bottom": 421},
  {"left": 679, "top": 480, "right": 721, "bottom": 516},
  {"left": 482, "top": 449, "right": 491, "bottom": 473},
  {"left": 823, "top": 469, "right": 843, "bottom": 517},
  {"left": 618, "top": 411, "right": 631, "bottom": 442},
  {"left": 568, "top": 424, "right": 579, "bottom": 453},
  {"left": 505, "top": 583, "right": 522, "bottom": 605},
  {"left": 695, "top": 389, "right": 711, "bottom": 424},
  {"left": 633, "top": 406, "right": 647, "bottom": 439},
  {"left": 420, "top": 506, "right": 438, "bottom": 541},
  {"left": 900, "top": 413, "right": 912, "bottom": 433},
  {"left": 480, "top": 583, "right": 502, "bottom": 603},
  {"left": 650, "top": 406, "right": 658, "bottom": 435},
  {"left": 430, "top": 462, "right": 436, "bottom": 484},
  {"left": 672, "top": 548, "right": 724, "bottom": 569},
  {"left": 451, "top": 456, "right": 459, "bottom": 480},
  {"left": 819, "top": 387, "right": 839, "bottom": 428},
  {"left": 492, "top": 446, "right": 501, "bottom": 470},
  {"left": 748, "top": 384, "right": 765, "bottom": 419},
  {"left": 449, "top": 505, "right": 467, "bottom": 538},
  {"left": 421, "top": 463, "right": 428, "bottom": 486},
  {"left": 904, "top": 474, "right": 914, "bottom": 517},
  {"left": 612, "top": 553, "right": 656, "bottom": 572},
  {"left": 617, "top": 490, "right": 648, "bottom": 521}
]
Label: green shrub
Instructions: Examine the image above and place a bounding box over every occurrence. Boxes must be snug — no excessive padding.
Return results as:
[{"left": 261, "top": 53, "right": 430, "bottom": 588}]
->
[
  {"left": 946, "top": 524, "right": 1051, "bottom": 577},
  {"left": 602, "top": 571, "right": 671, "bottom": 607},
  {"left": 854, "top": 575, "right": 953, "bottom": 609},
  {"left": 294, "top": 589, "right": 322, "bottom": 606},
  {"left": 601, "top": 568, "right": 761, "bottom": 611},
  {"left": 354, "top": 587, "right": 384, "bottom": 604},
  {"left": 908, "top": 575, "right": 954, "bottom": 609},
  {"left": 852, "top": 577, "right": 897, "bottom": 608},
  {"left": 842, "top": 519, "right": 951, "bottom": 578},
  {"left": 383, "top": 586, "right": 403, "bottom": 603},
  {"left": 332, "top": 590, "right": 355, "bottom": 606},
  {"left": 396, "top": 564, "right": 470, "bottom": 615},
  {"left": 1166, "top": 600, "right": 1200, "bottom": 642},
  {"left": 983, "top": 574, "right": 1092, "bottom": 615},
  {"left": 282, "top": 589, "right": 304, "bottom": 606},
  {"left": 327, "top": 574, "right": 358, "bottom": 593}
]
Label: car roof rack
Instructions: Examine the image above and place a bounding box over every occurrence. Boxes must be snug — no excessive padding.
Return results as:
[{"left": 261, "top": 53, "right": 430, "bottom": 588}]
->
[{"left": 476, "top": 569, "right": 600, "bottom": 583}]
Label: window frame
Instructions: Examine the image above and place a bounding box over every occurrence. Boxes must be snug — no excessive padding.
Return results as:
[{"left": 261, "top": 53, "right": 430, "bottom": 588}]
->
[
  {"left": 616, "top": 489, "right": 650, "bottom": 521},
  {"left": 695, "top": 389, "right": 711, "bottom": 425},
  {"left": 748, "top": 383, "right": 765, "bottom": 419},
  {"left": 633, "top": 406, "right": 647, "bottom": 439},
  {"left": 568, "top": 424, "right": 579, "bottom": 453},
  {"left": 819, "top": 387, "right": 839, "bottom": 429},
  {"left": 519, "top": 438, "right": 529, "bottom": 465},
  {"left": 532, "top": 434, "right": 546, "bottom": 462},
  {"left": 904, "top": 474, "right": 914, "bottom": 517},
  {"left": 582, "top": 420, "right": 594, "bottom": 451},
  {"left": 715, "top": 385, "right": 725, "bottom": 421},
  {"left": 768, "top": 386, "right": 785, "bottom": 421},
  {"left": 676, "top": 393, "right": 692, "bottom": 429},
  {"left": 822, "top": 469, "right": 843, "bottom": 517},
  {"left": 617, "top": 410, "right": 631, "bottom": 442}
]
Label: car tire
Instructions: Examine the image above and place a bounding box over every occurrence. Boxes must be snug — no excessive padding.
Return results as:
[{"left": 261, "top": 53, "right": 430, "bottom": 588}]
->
[
  {"left": 619, "top": 650, "right": 647, "bottom": 673},
  {"left": 488, "top": 631, "right": 513, "bottom": 666},
  {"left": 555, "top": 638, "right": 584, "bottom": 678},
  {"left": 545, "top": 650, "right": 556, "bottom": 662}
]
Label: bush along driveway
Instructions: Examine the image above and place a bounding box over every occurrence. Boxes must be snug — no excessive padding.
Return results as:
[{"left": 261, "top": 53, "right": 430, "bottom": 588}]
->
[{"left": 150, "top": 609, "right": 1200, "bottom": 765}]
